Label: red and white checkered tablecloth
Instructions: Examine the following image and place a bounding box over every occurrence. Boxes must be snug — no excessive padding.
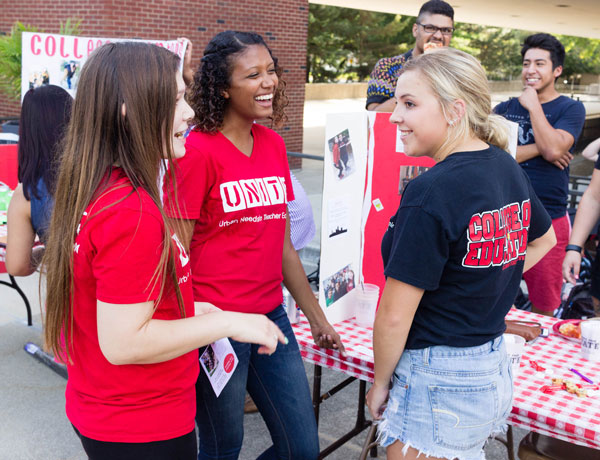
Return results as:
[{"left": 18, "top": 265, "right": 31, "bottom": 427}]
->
[
  {"left": 506, "top": 309, "right": 600, "bottom": 450},
  {"left": 292, "top": 315, "right": 375, "bottom": 382},
  {"left": 292, "top": 308, "right": 600, "bottom": 450}
]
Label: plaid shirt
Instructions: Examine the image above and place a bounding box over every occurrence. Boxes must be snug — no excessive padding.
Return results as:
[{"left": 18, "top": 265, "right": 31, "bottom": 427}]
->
[{"left": 288, "top": 172, "right": 315, "bottom": 250}]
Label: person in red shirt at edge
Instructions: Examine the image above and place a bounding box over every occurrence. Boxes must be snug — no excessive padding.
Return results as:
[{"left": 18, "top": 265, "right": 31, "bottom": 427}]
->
[
  {"left": 165, "top": 31, "right": 345, "bottom": 460},
  {"left": 42, "top": 42, "right": 286, "bottom": 460}
]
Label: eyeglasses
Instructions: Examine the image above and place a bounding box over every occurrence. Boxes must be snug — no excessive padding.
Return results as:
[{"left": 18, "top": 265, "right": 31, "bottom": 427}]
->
[{"left": 416, "top": 23, "right": 454, "bottom": 36}]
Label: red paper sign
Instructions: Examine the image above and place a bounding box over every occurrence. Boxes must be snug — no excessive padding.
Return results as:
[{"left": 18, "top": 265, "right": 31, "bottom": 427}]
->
[{"left": 362, "top": 113, "right": 436, "bottom": 297}]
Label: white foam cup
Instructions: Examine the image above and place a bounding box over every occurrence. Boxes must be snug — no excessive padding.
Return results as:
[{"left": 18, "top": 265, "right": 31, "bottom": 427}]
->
[
  {"left": 580, "top": 320, "right": 600, "bottom": 361},
  {"left": 354, "top": 283, "right": 380, "bottom": 328},
  {"left": 282, "top": 286, "right": 299, "bottom": 324},
  {"left": 503, "top": 333, "right": 526, "bottom": 375}
]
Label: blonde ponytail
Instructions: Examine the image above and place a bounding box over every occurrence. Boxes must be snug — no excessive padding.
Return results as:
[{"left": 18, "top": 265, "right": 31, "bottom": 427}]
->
[
  {"left": 403, "top": 48, "right": 509, "bottom": 154},
  {"left": 485, "top": 114, "right": 509, "bottom": 151}
]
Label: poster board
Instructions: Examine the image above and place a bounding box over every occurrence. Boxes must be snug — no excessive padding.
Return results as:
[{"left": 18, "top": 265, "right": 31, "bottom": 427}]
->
[
  {"left": 318, "top": 112, "right": 368, "bottom": 324},
  {"left": 21, "top": 32, "right": 186, "bottom": 100},
  {"left": 318, "top": 111, "right": 436, "bottom": 322},
  {"left": 362, "top": 113, "right": 436, "bottom": 294},
  {"left": 318, "top": 112, "right": 521, "bottom": 324}
]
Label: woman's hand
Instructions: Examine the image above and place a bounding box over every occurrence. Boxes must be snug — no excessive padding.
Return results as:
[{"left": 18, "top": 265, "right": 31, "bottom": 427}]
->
[
  {"left": 229, "top": 313, "right": 287, "bottom": 355},
  {"left": 177, "top": 37, "right": 194, "bottom": 86},
  {"left": 310, "top": 320, "right": 346, "bottom": 356},
  {"left": 366, "top": 382, "right": 389, "bottom": 420},
  {"left": 563, "top": 250, "right": 582, "bottom": 285}
]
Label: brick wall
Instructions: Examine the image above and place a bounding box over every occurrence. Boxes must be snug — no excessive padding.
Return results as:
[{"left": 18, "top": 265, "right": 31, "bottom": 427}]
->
[{"left": 0, "top": 0, "right": 308, "bottom": 163}]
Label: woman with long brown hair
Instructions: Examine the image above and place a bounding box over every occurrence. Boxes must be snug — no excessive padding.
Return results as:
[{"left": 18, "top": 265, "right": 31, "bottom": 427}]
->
[{"left": 43, "top": 41, "right": 285, "bottom": 460}]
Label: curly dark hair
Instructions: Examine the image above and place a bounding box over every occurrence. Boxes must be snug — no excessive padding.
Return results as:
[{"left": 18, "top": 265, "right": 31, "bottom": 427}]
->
[{"left": 190, "top": 30, "right": 288, "bottom": 133}]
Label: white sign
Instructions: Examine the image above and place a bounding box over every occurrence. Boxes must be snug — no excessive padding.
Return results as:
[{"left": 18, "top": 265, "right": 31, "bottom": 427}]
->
[
  {"left": 319, "top": 112, "right": 369, "bottom": 324},
  {"left": 21, "top": 32, "right": 186, "bottom": 100}
]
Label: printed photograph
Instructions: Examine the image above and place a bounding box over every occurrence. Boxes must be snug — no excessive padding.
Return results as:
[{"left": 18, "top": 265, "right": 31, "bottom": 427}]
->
[
  {"left": 27, "top": 69, "right": 50, "bottom": 90},
  {"left": 322, "top": 264, "right": 356, "bottom": 307},
  {"left": 398, "top": 165, "right": 430, "bottom": 195},
  {"left": 200, "top": 344, "right": 219, "bottom": 377},
  {"left": 60, "top": 60, "right": 80, "bottom": 91},
  {"left": 327, "top": 129, "right": 355, "bottom": 181}
]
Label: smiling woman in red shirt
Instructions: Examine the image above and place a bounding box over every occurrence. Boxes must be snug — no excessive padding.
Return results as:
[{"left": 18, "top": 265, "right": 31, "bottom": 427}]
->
[
  {"left": 165, "top": 31, "right": 345, "bottom": 460},
  {"left": 42, "top": 42, "right": 285, "bottom": 460}
]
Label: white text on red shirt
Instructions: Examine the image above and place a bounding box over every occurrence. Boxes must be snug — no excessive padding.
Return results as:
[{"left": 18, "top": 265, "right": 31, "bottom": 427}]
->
[{"left": 219, "top": 176, "right": 288, "bottom": 213}]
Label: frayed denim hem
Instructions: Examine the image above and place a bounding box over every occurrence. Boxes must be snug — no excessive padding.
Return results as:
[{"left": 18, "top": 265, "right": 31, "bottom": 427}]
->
[
  {"left": 375, "top": 418, "right": 489, "bottom": 460},
  {"left": 490, "top": 421, "right": 509, "bottom": 438}
]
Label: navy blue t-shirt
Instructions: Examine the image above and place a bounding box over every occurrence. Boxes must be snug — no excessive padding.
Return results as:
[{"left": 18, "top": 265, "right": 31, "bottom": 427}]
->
[
  {"left": 381, "top": 145, "right": 552, "bottom": 349},
  {"left": 494, "top": 96, "right": 585, "bottom": 219}
]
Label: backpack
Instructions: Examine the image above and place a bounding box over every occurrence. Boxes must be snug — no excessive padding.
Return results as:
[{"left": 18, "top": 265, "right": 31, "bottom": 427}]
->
[{"left": 555, "top": 282, "right": 597, "bottom": 320}]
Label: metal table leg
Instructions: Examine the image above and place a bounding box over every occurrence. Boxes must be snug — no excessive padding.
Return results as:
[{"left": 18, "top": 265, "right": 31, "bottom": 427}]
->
[
  {"left": 0, "top": 274, "right": 33, "bottom": 326},
  {"left": 313, "top": 363, "right": 322, "bottom": 424},
  {"left": 492, "top": 425, "right": 515, "bottom": 460},
  {"left": 312, "top": 364, "right": 375, "bottom": 458},
  {"left": 359, "top": 423, "right": 378, "bottom": 460}
]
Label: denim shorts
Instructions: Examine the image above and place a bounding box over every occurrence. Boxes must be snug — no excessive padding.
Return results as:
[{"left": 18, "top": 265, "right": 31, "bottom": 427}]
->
[{"left": 377, "top": 336, "right": 513, "bottom": 460}]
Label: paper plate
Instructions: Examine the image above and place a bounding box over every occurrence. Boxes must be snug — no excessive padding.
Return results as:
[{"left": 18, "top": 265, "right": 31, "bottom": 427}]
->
[{"left": 552, "top": 319, "right": 582, "bottom": 343}]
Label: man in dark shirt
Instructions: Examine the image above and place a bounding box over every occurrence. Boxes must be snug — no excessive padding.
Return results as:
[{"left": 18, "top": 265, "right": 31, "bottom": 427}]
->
[
  {"left": 366, "top": 0, "right": 454, "bottom": 112},
  {"left": 495, "top": 33, "right": 586, "bottom": 316}
]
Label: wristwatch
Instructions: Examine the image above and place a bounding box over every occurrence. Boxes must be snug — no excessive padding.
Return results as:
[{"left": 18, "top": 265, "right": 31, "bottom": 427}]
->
[{"left": 565, "top": 244, "right": 583, "bottom": 253}]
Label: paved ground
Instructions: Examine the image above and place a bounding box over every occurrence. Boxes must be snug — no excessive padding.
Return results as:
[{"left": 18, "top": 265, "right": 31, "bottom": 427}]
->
[
  {"left": 0, "top": 274, "right": 525, "bottom": 460},
  {"left": 4, "top": 95, "right": 593, "bottom": 459}
]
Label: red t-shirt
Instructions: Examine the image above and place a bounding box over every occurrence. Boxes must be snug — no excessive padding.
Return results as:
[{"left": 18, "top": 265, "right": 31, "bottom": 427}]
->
[
  {"left": 164, "top": 124, "right": 294, "bottom": 314},
  {"left": 67, "top": 168, "right": 198, "bottom": 442},
  {"left": 332, "top": 143, "right": 340, "bottom": 164}
]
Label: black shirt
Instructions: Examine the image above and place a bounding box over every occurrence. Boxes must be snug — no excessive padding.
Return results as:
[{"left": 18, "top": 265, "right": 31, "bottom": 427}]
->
[{"left": 381, "top": 145, "right": 552, "bottom": 349}]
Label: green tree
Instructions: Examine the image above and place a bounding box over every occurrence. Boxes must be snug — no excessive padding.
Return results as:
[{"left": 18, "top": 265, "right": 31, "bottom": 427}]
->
[
  {"left": 452, "top": 24, "right": 527, "bottom": 80},
  {"left": 559, "top": 35, "right": 600, "bottom": 78},
  {"left": 308, "top": 4, "right": 600, "bottom": 83},
  {"left": 307, "top": 5, "right": 414, "bottom": 82},
  {"left": 0, "top": 19, "right": 81, "bottom": 101},
  {"left": 0, "top": 23, "right": 38, "bottom": 100}
]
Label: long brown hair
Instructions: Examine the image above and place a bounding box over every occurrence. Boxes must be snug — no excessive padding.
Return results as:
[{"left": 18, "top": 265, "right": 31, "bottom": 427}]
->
[{"left": 43, "top": 42, "right": 184, "bottom": 362}]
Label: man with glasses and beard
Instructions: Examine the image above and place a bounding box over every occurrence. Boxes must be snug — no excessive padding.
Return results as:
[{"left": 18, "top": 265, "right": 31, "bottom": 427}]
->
[{"left": 366, "top": 0, "right": 454, "bottom": 112}]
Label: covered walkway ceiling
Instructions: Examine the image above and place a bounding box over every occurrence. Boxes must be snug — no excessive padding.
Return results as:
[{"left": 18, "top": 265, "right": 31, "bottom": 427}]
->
[{"left": 310, "top": 1, "right": 600, "bottom": 39}]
